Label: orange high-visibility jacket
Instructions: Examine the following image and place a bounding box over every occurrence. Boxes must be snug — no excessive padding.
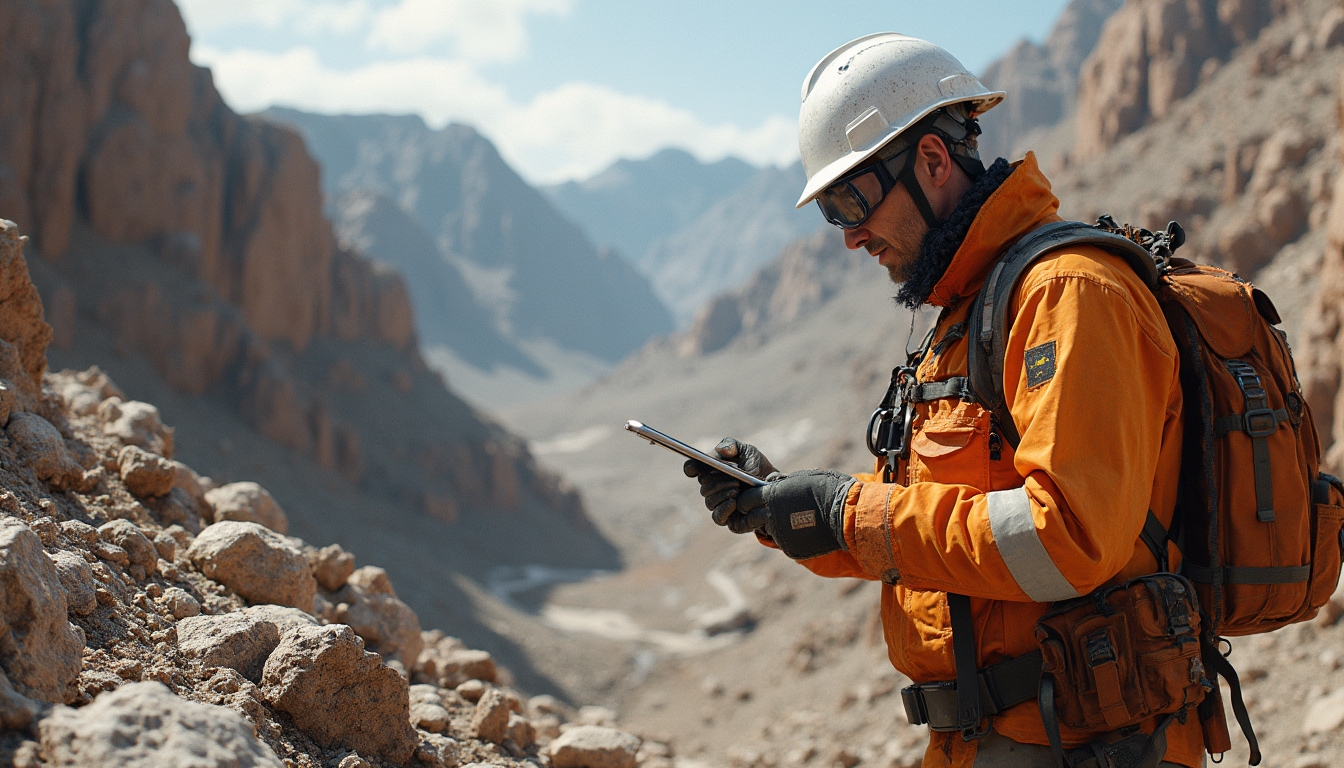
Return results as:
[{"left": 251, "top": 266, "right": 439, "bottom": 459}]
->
[{"left": 786, "top": 154, "right": 1201, "bottom": 767}]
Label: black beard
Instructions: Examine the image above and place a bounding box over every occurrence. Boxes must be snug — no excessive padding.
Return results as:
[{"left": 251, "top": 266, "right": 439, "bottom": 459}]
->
[{"left": 893, "top": 158, "right": 1014, "bottom": 310}]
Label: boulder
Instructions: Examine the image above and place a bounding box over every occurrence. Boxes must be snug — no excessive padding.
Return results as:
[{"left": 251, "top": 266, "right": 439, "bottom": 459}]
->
[
  {"left": 47, "top": 550, "right": 97, "bottom": 616},
  {"left": 205, "top": 482, "right": 288, "bottom": 535},
  {"left": 1218, "top": 218, "right": 1277, "bottom": 275},
  {"left": 118, "top": 445, "right": 175, "bottom": 498},
  {"left": 547, "top": 725, "right": 641, "bottom": 768},
  {"left": 7, "top": 412, "right": 83, "bottom": 489},
  {"left": 0, "top": 518, "right": 83, "bottom": 703},
  {"left": 98, "top": 520, "right": 158, "bottom": 578},
  {"left": 420, "top": 633, "right": 497, "bottom": 688},
  {"left": 260, "top": 624, "right": 416, "bottom": 763},
  {"left": 307, "top": 543, "right": 355, "bottom": 592},
  {"left": 100, "top": 399, "right": 174, "bottom": 459},
  {"left": 333, "top": 583, "right": 423, "bottom": 666},
  {"left": 39, "top": 681, "right": 283, "bottom": 767},
  {"left": 161, "top": 587, "right": 201, "bottom": 619},
  {"left": 471, "top": 688, "right": 511, "bottom": 744},
  {"left": 186, "top": 522, "right": 315, "bottom": 610},
  {"left": 177, "top": 613, "right": 282, "bottom": 683}
]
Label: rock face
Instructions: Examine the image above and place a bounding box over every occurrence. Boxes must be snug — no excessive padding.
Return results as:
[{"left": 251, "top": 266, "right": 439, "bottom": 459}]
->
[
  {"left": 260, "top": 624, "right": 417, "bottom": 764},
  {"left": 0, "top": 0, "right": 592, "bottom": 537},
  {"left": 978, "top": 0, "right": 1125, "bottom": 162},
  {"left": 1074, "top": 0, "right": 1278, "bottom": 158},
  {"left": 0, "top": 518, "right": 83, "bottom": 704},
  {"left": 39, "top": 681, "right": 284, "bottom": 767},
  {"left": 204, "top": 482, "right": 288, "bottom": 534},
  {"left": 185, "top": 522, "right": 316, "bottom": 610}
]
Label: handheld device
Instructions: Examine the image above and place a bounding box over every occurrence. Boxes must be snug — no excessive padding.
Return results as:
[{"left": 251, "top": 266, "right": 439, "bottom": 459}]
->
[{"left": 624, "top": 420, "right": 767, "bottom": 487}]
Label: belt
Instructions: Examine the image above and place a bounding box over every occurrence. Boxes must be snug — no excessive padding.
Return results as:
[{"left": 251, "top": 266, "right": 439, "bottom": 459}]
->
[{"left": 901, "top": 650, "right": 1043, "bottom": 732}]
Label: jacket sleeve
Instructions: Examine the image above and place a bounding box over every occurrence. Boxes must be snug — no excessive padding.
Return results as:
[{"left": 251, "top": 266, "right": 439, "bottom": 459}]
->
[{"left": 841, "top": 266, "right": 1180, "bottom": 601}]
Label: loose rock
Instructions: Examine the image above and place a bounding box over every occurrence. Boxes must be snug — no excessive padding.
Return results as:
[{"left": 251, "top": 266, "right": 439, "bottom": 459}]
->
[
  {"left": 162, "top": 586, "right": 201, "bottom": 619},
  {"left": 347, "top": 565, "right": 394, "bottom": 595},
  {"left": 98, "top": 520, "right": 158, "bottom": 577},
  {"left": 48, "top": 550, "right": 97, "bottom": 616},
  {"left": 334, "top": 583, "right": 423, "bottom": 666},
  {"left": 308, "top": 544, "right": 355, "bottom": 592},
  {"left": 118, "top": 445, "right": 176, "bottom": 498},
  {"left": 0, "top": 518, "right": 83, "bottom": 703},
  {"left": 261, "top": 624, "right": 416, "bottom": 764},
  {"left": 409, "top": 684, "right": 450, "bottom": 733},
  {"left": 178, "top": 612, "right": 282, "bottom": 683},
  {"left": 1303, "top": 688, "right": 1344, "bottom": 735},
  {"left": 471, "top": 688, "right": 511, "bottom": 745},
  {"left": 547, "top": 725, "right": 641, "bottom": 768},
  {"left": 39, "top": 681, "right": 283, "bottom": 767},
  {"left": 7, "top": 412, "right": 83, "bottom": 489},
  {"left": 186, "top": 521, "right": 316, "bottom": 609},
  {"left": 101, "top": 399, "right": 174, "bottom": 458},
  {"left": 205, "top": 482, "right": 289, "bottom": 535},
  {"left": 507, "top": 712, "right": 537, "bottom": 749},
  {"left": 238, "top": 604, "right": 321, "bottom": 637}
]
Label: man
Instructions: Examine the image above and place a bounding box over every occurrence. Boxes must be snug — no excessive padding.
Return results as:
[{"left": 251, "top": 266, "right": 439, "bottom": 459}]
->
[{"left": 685, "top": 34, "right": 1196, "bottom": 767}]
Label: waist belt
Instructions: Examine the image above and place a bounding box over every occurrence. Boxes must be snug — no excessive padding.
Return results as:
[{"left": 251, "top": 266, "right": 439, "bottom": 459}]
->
[{"left": 901, "top": 650, "right": 1043, "bottom": 732}]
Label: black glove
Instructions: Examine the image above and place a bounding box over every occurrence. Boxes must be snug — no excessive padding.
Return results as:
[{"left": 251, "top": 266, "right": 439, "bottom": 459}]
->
[
  {"left": 734, "top": 470, "right": 856, "bottom": 560},
  {"left": 683, "top": 438, "right": 779, "bottom": 530}
]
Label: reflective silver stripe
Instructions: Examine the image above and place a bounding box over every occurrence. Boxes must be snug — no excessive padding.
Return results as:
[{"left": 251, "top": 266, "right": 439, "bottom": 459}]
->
[{"left": 986, "top": 487, "right": 1079, "bottom": 602}]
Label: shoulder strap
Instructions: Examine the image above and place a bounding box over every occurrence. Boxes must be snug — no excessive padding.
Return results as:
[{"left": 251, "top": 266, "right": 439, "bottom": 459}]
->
[{"left": 967, "top": 221, "right": 1160, "bottom": 448}]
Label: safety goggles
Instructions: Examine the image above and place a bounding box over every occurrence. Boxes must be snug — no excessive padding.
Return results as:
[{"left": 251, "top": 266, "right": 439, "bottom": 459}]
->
[{"left": 815, "top": 145, "right": 913, "bottom": 229}]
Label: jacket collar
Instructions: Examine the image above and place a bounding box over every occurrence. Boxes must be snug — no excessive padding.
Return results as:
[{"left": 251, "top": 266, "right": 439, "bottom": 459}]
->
[{"left": 924, "top": 152, "right": 1061, "bottom": 308}]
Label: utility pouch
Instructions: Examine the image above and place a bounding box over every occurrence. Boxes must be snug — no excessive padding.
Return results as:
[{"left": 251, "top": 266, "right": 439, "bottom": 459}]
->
[{"left": 1034, "top": 573, "right": 1211, "bottom": 765}]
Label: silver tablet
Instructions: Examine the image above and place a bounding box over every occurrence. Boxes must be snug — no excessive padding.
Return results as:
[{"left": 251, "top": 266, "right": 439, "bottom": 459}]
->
[{"left": 624, "top": 420, "right": 767, "bottom": 487}]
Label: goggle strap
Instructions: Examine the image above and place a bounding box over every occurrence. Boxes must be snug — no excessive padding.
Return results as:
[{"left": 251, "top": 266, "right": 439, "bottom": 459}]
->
[{"left": 896, "top": 144, "right": 940, "bottom": 230}]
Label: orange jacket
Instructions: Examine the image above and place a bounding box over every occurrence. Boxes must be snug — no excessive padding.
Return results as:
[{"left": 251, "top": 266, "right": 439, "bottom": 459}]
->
[{"left": 788, "top": 154, "right": 1200, "bottom": 767}]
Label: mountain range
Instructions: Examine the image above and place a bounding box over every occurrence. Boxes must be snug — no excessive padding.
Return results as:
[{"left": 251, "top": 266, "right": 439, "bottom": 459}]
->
[{"left": 260, "top": 109, "right": 676, "bottom": 407}]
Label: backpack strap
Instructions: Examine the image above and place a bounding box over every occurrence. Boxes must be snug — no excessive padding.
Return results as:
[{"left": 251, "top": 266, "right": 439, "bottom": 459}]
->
[{"left": 966, "top": 221, "right": 1160, "bottom": 448}]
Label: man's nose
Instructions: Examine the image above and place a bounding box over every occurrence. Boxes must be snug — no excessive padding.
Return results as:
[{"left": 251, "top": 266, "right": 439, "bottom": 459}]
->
[{"left": 843, "top": 227, "right": 868, "bottom": 251}]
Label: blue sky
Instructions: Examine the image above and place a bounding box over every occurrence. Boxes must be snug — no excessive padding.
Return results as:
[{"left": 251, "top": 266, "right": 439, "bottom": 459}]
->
[{"left": 179, "top": 0, "right": 1070, "bottom": 184}]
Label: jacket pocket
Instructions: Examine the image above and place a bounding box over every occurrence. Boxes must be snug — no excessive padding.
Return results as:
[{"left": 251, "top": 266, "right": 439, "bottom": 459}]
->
[{"left": 908, "top": 418, "right": 988, "bottom": 491}]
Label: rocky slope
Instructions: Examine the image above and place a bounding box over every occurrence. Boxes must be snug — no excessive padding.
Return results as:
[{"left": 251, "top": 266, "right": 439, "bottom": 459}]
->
[
  {"left": 258, "top": 108, "right": 674, "bottom": 407},
  {"left": 0, "top": 0, "right": 610, "bottom": 577},
  {"left": 0, "top": 218, "right": 658, "bottom": 768},
  {"left": 494, "top": 2, "right": 1344, "bottom": 766}
]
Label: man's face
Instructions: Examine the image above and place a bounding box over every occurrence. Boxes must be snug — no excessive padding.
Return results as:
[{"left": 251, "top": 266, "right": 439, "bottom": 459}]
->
[{"left": 840, "top": 177, "right": 929, "bottom": 285}]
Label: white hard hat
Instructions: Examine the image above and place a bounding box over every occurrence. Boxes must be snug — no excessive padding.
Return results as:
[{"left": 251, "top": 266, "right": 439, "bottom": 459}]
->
[{"left": 795, "top": 33, "right": 1005, "bottom": 208}]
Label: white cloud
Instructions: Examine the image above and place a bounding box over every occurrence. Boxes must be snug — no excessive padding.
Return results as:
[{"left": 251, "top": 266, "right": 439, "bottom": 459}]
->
[
  {"left": 367, "top": 0, "right": 571, "bottom": 61},
  {"left": 177, "top": 0, "right": 373, "bottom": 37},
  {"left": 191, "top": 45, "right": 799, "bottom": 184}
]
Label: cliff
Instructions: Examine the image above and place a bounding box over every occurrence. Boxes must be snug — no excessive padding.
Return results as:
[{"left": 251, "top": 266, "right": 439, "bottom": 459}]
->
[{"left": 0, "top": 0, "right": 595, "bottom": 532}]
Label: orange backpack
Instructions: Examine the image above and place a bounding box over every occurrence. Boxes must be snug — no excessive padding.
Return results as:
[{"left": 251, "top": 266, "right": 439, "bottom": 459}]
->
[{"left": 965, "top": 217, "right": 1344, "bottom": 763}]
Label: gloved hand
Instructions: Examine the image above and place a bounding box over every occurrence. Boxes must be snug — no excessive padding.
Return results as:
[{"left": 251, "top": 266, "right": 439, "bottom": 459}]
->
[
  {"left": 683, "top": 438, "right": 779, "bottom": 529},
  {"left": 734, "top": 470, "right": 857, "bottom": 560}
]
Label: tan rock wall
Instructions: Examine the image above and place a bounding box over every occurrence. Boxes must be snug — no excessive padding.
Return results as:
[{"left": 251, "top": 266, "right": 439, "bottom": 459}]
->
[{"left": 1074, "top": 0, "right": 1277, "bottom": 158}]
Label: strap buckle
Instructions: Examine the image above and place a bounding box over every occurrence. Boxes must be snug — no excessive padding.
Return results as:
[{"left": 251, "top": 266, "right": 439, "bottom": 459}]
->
[{"left": 1242, "top": 408, "right": 1278, "bottom": 438}]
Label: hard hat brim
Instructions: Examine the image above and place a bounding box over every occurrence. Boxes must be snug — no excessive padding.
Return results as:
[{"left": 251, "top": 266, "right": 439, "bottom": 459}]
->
[{"left": 794, "top": 90, "right": 1005, "bottom": 210}]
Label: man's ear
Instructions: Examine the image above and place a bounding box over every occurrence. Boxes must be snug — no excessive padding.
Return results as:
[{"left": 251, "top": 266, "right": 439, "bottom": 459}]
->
[{"left": 917, "top": 134, "right": 954, "bottom": 189}]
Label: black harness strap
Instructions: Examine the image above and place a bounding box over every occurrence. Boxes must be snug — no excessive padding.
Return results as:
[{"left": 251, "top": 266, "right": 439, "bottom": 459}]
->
[
  {"left": 908, "top": 377, "right": 971, "bottom": 403},
  {"left": 1203, "top": 637, "right": 1262, "bottom": 765},
  {"left": 947, "top": 593, "right": 983, "bottom": 735},
  {"left": 1139, "top": 511, "right": 1170, "bottom": 573}
]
